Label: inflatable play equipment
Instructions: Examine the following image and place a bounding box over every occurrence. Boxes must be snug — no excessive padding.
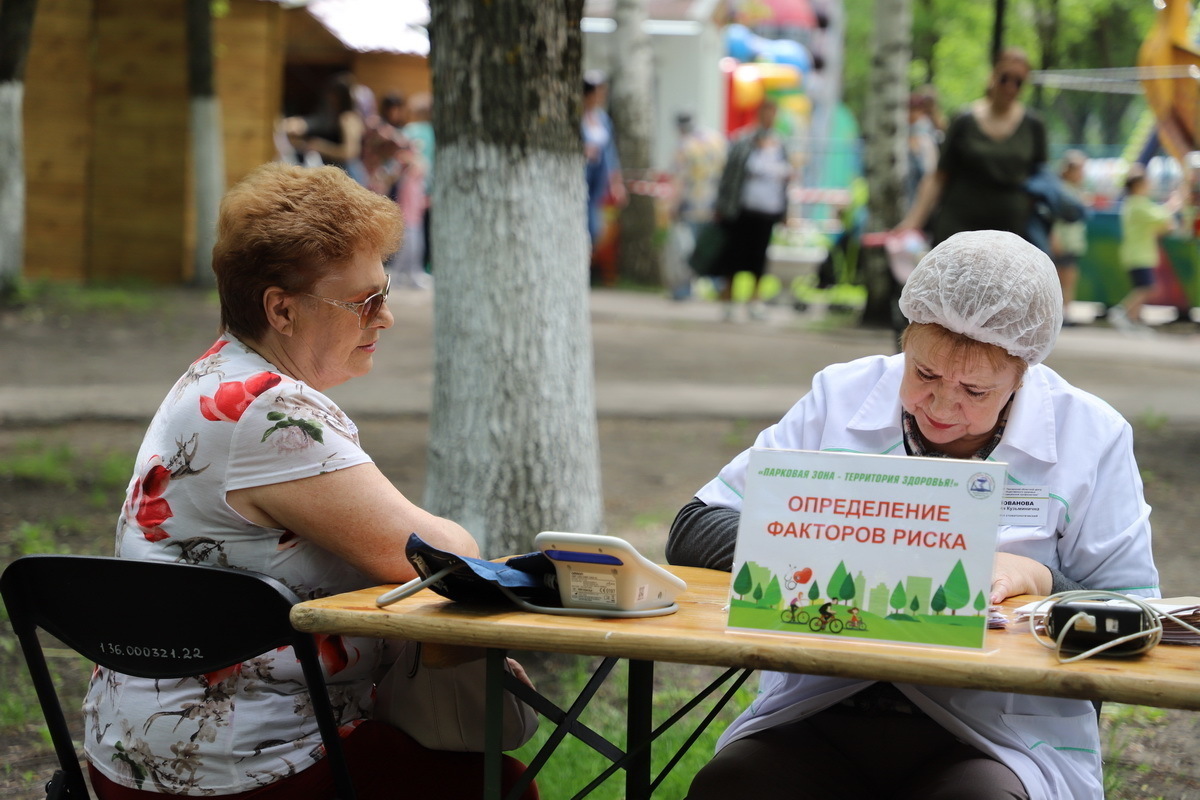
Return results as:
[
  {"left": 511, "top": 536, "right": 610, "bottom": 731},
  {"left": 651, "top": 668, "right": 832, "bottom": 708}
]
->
[
  {"left": 1111, "top": 0, "right": 1200, "bottom": 313},
  {"left": 1137, "top": 0, "right": 1200, "bottom": 165},
  {"left": 722, "top": 24, "right": 813, "bottom": 135}
]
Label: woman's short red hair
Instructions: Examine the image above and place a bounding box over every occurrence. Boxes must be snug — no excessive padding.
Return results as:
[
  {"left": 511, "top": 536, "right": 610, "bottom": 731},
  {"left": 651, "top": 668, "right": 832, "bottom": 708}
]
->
[{"left": 212, "top": 162, "right": 403, "bottom": 341}]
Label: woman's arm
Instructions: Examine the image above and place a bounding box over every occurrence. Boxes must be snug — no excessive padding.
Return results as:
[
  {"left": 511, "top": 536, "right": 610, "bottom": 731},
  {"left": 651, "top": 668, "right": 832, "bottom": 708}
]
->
[
  {"left": 896, "top": 169, "right": 946, "bottom": 232},
  {"left": 666, "top": 497, "right": 741, "bottom": 572},
  {"left": 305, "top": 111, "right": 365, "bottom": 163},
  {"left": 228, "top": 462, "right": 479, "bottom": 584}
]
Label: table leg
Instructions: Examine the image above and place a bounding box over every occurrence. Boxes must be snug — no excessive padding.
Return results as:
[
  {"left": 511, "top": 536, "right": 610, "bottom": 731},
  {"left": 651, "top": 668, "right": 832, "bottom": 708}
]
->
[
  {"left": 626, "top": 659, "right": 654, "bottom": 799},
  {"left": 485, "top": 648, "right": 505, "bottom": 800}
]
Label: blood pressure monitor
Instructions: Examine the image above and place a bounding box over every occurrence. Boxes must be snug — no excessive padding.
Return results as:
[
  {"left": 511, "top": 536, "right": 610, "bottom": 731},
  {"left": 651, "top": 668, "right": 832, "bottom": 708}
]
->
[{"left": 534, "top": 532, "right": 686, "bottom": 616}]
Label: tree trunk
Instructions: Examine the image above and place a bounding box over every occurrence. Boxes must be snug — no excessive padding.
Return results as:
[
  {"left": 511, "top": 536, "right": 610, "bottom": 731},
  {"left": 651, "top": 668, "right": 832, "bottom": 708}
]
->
[
  {"left": 0, "top": 0, "right": 38, "bottom": 302},
  {"left": 860, "top": 0, "right": 911, "bottom": 328},
  {"left": 425, "top": 0, "right": 603, "bottom": 557},
  {"left": 610, "top": 0, "right": 659, "bottom": 287},
  {"left": 186, "top": 0, "right": 224, "bottom": 288}
]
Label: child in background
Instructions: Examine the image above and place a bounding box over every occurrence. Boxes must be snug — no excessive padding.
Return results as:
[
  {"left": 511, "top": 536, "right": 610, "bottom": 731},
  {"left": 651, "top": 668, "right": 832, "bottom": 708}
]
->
[
  {"left": 1111, "top": 164, "right": 1180, "bottom": 332},
  {"left": 1050, "top": 150, "right": 1090, "bottom": 325}
]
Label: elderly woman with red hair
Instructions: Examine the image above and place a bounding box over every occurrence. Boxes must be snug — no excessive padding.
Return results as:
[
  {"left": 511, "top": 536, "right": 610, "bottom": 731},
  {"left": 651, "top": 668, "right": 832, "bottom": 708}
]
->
[{"left": 83, "top": 163, "right": 536, "bottom": 799}]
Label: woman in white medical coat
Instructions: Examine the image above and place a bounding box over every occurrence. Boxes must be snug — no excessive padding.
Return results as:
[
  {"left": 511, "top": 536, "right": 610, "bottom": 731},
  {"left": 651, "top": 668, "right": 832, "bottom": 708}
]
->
[{"left": 668, "top": 230, "right": 1158, "bottom": 800}]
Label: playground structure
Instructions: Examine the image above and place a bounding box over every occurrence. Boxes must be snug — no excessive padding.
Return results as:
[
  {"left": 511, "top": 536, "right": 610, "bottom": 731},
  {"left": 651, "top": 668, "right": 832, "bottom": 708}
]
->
[{"left": 1074, "top": 0, "right": 1200, "bottom": 317}]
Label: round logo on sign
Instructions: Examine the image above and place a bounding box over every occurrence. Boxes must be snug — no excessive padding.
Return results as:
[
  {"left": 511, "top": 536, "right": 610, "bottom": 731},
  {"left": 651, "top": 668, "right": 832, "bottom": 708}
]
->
[{"left": 967, "top": 472, "right": 995, "bottom": 499}]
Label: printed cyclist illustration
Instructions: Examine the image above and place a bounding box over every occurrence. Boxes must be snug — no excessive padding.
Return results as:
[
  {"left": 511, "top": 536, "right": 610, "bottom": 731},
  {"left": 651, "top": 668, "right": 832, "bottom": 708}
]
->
[
  {"left": 780, "top": 593, "right": 810, "bottom": 624},
  {"left": 807, "top": 599, "right": 844, "bottom": 633}
]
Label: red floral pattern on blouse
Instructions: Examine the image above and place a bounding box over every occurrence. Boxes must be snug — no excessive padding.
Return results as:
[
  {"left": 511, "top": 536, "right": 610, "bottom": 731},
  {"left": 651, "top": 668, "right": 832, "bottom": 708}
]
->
[
  {"left": 194, "top": 339, "right": 229, "bottom": 363},
  {"left": 199, "top": 372, "right": 282, "bottom": 423},
  {"left": 128, "top": 455, "right": 173, "bottom": 542}
]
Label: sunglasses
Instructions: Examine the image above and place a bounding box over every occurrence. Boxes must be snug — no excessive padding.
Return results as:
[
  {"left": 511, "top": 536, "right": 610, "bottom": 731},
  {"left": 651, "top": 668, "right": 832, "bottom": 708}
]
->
[
  {"left": 998, "top": 73, "right": 1025, "bottom": 89},
  {"left": 304, "top": 273, "right": 391, "bottom": 329}
]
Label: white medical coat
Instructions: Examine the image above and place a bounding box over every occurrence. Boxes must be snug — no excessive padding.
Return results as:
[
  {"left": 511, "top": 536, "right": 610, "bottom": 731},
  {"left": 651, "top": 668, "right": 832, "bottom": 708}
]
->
[{"left": 694, "top": 354, "right": 1158, "bottom": 800}]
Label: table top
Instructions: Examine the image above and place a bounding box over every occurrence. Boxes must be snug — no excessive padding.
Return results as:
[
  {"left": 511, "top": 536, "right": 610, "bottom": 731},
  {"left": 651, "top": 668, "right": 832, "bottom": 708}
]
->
[{"left": 291, "top": 565, "right": 1200, "bottom": 711}]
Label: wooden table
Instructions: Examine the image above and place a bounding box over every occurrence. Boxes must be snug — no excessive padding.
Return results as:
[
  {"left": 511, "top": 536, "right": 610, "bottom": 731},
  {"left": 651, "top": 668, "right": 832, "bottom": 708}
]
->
[{"left": 291, "top": 566, "right": 1200, "bottom": 798}]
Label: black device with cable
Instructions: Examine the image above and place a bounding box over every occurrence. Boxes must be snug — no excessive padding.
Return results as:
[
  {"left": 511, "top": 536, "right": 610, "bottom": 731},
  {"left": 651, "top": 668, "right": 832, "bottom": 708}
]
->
[
  {"left": 1031, "top": 590, "right": 1164, "bottom": 663},
  {"left": 1046, "top": 600, "right": 1152, "bottom": 656}
]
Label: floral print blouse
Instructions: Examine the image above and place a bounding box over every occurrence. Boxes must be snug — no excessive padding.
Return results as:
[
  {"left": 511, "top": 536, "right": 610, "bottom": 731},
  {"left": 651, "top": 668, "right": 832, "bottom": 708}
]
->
[{"left": 84, "top": 335, "right": 382, "bottom": 794}]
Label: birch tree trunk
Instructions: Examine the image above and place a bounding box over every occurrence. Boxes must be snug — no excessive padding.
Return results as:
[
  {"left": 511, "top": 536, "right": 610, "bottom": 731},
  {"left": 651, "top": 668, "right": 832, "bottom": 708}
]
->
[
  {"left": 0, "top": 0, "right": 38, "bottom": 302},
  {"left": 860, "top": 0, "right": 911, "bottom": 328},
  {"left": 424, "top": 0, "right": 603, "bottom": 557},
  {"left": 187, "top": 0, "right": 224, "bottom": 288},
  {"left": 610, "top": 0, "right": 659, "bottom": 286}
]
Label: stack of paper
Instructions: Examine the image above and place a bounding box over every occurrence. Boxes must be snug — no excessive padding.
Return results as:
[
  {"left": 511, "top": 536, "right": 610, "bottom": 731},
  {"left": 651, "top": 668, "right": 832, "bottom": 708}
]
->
[{"left": 1151, "top": 597, "right": 1200, "bottom": 644}]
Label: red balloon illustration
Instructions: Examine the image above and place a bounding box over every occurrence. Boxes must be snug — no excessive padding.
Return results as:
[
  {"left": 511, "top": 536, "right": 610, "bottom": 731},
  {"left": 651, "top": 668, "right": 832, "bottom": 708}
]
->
[{"left": 793, "top": 567, "right": 812, "bottom": 584}]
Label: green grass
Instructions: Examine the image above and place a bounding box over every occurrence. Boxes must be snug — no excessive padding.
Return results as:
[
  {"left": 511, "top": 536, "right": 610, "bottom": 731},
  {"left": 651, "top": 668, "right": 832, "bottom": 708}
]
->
[
  {"left": 12, "top": 279, "right": 159, "bottom": 314},
  {"left": 1136, "top": 409, "right": 1169, "bottom": 433},
  {"left": 0, "top": 439, "right": 131, "bottom": 494},
  {"left": 1101, "top": 703, "right": 1169, "bottom": 799},
  {"left": 0, "top": 436, "right": 134, "bottom": 741},
  {"left": 511, "top": 657, "right": 754, "bottom": 798}
]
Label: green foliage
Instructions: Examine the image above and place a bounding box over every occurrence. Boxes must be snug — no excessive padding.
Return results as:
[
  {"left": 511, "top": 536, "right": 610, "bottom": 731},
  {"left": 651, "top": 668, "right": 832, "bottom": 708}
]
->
[
  {"left": 844, "top": 0, "right": 1157, "bottom": 151},
  {"left": 808, "top": 579, "right": 821, "bottom": 602}
]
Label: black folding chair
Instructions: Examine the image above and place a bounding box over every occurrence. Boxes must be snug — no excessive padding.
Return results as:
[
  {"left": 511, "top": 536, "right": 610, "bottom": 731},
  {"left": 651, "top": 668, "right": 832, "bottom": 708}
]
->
[{"left": 0, "top": 554, "right": 357, "bottom": 800}]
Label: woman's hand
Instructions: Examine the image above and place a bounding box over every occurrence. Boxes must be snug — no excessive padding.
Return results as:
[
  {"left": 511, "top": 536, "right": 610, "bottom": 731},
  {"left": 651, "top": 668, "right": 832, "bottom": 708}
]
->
[{"left": 990, "top": 552, "right": 1052, "bottom": 604}]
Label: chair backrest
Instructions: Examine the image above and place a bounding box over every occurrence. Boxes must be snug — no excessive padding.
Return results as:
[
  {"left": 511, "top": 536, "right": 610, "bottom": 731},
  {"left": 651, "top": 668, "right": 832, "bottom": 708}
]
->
[{"left": 1, "top": 554, "right": 357, "bottom": 800}]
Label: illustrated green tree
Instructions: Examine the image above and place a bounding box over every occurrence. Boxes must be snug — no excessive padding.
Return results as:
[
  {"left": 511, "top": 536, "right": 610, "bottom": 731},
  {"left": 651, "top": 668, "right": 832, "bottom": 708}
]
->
[
  {"left": 733, "top": 562, "right": 753, "bottom": 601},
  {"left": 974, "top": 590, "right": 988, "bottom": 615},
  {"left": 828, "top": 561, "right": 849, "bottom": 604},
  {"left": 753, "top": 584, "right": 764, "bottom": 604},
  {"left": 808, "top": 580, "right": 821, "bottom": 603},
  {"left": 763, "top": 575, "right": 783, "bottom": 609},
  {"left": 890, "top": 581, "right": 907, "bottom": 615},
  {"left": 943, "top": 560, "right": 971, "bottom": 615},
  {"left": 910, "top": 596, "right": 920, "bottom": 615},
  {"left": 839, "top": 573, "right": 856, "bottom": 605},
  {"left": 931, "top": 584, "right": 947, "bottom": 615}
]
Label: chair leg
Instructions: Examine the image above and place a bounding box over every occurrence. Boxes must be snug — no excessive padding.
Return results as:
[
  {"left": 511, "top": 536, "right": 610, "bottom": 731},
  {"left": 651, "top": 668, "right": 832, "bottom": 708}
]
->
[{"left": 44, "top": 769, "right": 75, "bottom": 799}]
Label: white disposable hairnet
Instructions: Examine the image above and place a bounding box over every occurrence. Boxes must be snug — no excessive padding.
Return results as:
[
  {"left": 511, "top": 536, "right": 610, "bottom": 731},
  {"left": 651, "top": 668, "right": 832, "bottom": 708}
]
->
[{"left": 898, "top": 230, "right": 1063, "bottom": 365}]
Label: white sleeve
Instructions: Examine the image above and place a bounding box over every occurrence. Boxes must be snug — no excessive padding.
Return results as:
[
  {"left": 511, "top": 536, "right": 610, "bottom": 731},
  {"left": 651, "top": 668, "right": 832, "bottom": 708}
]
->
[
  {"left": 1057, "top": 420, "right": 1159, "bottom": 598},
  {"left": 226, "top": 381, "right": 373, "bottom": 491}
]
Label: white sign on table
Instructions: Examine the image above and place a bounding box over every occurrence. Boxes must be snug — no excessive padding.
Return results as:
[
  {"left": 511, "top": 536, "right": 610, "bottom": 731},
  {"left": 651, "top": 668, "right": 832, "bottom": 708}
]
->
[{"left": 728, "top": 448, "right": 1005, "bottom": 649}]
